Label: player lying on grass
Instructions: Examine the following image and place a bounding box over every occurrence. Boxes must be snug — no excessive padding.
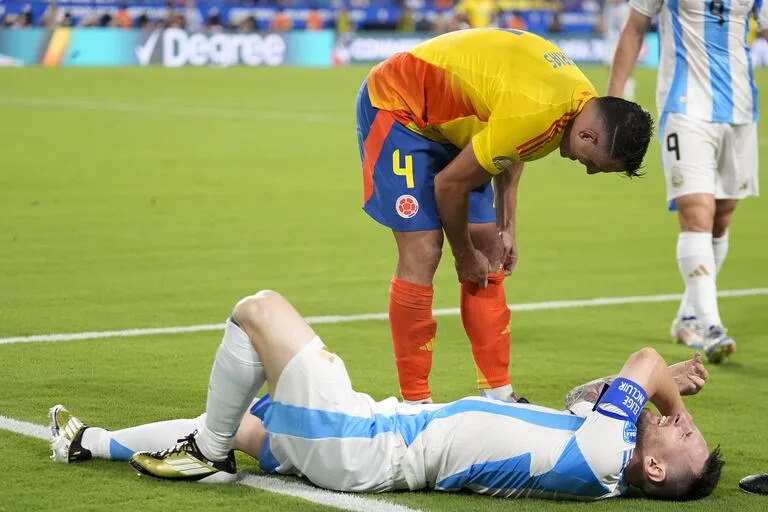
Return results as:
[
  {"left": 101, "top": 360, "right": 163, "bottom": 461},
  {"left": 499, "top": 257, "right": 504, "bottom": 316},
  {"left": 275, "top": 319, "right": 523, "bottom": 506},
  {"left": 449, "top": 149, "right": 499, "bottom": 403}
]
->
[{"left": 50, "top": 290, "right": 723, "bottom": 500}]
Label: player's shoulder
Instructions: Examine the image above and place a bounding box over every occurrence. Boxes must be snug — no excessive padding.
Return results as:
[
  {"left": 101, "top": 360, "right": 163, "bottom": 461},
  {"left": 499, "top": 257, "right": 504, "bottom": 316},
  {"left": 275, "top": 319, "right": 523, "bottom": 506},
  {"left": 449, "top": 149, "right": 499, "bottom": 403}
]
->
[{"left": 629, "top": 0, "right": 664, "bottom": 18}]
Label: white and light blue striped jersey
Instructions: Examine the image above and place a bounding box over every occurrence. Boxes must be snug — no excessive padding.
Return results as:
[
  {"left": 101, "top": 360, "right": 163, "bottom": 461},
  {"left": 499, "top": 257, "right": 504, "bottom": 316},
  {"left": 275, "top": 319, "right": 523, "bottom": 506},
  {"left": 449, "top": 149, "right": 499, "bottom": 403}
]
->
[
  {"left": 252, "top": 395, "right": 638, "bottom": 499},
  {"left": 631, "top": 0, "right": 768, "bottom": 124},
  {"left": 398, "top": 398, "right": 636, "bottom": 499}
]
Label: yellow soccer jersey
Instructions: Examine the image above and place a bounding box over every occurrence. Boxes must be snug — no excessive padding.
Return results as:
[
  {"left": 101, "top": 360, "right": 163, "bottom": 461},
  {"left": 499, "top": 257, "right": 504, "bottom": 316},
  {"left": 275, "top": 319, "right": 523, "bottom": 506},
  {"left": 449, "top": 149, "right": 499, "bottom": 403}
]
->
[
  {"left": 366, "top": 29, "right": 598, "bottom": 175},
  {"left": 454, "top": 0, "right": 499, "bottom": 28}
]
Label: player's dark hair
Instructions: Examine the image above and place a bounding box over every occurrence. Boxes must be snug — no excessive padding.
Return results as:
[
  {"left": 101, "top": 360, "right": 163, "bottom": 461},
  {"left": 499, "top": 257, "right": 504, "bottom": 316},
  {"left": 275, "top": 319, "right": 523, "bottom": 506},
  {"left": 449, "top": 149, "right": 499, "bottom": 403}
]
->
[
  {"left": 647, "top": 446, "right": 725, "bottom": 501},
  {"left": 593, "top": 96, "right": 653, "bottom": 178},
  {"left": 679, "top": 446, "right": 725, "bottom": 501}
]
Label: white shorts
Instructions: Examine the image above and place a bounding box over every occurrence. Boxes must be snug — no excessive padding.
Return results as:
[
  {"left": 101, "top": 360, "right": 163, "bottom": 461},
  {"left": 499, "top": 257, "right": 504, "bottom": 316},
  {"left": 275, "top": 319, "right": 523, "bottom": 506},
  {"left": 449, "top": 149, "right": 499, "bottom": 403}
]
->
[
  {"left": 660, "top": 113, "right": 759, "bottom": 201},
  {"left": 251, "top": 337, "right": 410, "bottom": 492}
]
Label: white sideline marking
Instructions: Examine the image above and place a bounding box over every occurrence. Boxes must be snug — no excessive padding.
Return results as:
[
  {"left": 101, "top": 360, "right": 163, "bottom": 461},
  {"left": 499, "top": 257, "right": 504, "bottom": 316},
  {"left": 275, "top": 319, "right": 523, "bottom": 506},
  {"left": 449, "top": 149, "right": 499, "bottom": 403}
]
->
[
  {"left": 0, "top": 415, "right": 420, "bottom": 512},
  {"left": 1, "top": 288, "right": 766, "bottom": 346},
  {"left": 238, "top": 475, "right": 418, "bottom": 512},
  {"left": 0, "top": 415, "right": 50, "bottom": 440},
  {"left": 0, "top": 97, "right": 347, "bottom": 124}
]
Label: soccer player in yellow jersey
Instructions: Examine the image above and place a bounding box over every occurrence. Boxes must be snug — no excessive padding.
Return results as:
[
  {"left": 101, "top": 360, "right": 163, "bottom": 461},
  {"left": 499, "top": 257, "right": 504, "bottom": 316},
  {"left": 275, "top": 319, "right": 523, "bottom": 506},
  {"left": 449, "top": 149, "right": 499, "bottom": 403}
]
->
[
  {"left": 355, "top": 28, "right": 653, "bottom": 404},
  {"left": 454, "top": 0, "right": 499, "bottom": 28}
]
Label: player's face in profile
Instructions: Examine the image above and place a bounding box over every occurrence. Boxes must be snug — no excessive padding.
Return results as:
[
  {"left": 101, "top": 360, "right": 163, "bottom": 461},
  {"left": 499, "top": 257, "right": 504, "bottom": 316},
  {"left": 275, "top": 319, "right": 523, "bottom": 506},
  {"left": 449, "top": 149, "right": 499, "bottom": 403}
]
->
[
  {"left": 638, "top": 409, "right": 710, "bottom": 477},
  {"left": 560, "top": 126, "right": 623, "bottom": 175}
]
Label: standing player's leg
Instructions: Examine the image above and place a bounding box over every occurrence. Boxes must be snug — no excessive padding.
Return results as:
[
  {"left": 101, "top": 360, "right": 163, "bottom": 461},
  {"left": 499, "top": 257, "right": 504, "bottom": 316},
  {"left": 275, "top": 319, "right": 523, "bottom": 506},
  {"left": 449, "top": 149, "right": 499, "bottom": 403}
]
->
[
  {"left": 391, "top": 229, "right": 442, "bottom": 403},
  {"left": 712, "top": 200, "right": 736, "bottom": 273},
  {"left": 674, "top": 193, "right": 723, "bottom": 336},
  {"left": 662, "top": 114, "right": 736, "bottom": 363},
  {"left": 356, "top": 78, "right": 457, "bottom": 403},
  {"left": 461, "top": 220, "right": 514, "bottom": 400},
  {"left": 672, "top": 199, "right": 736, "bottom": 344},
  {"left": 699, "top": 119, "right": 759, "bottom": 361}
]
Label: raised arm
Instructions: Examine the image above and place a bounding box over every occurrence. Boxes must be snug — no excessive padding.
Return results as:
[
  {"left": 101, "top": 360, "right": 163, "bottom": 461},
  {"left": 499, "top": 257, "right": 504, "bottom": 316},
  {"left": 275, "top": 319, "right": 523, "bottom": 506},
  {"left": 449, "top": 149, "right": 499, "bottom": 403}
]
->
[
  {"left": 607, "top": 8, "right": 653, "bottom": 97},
  {"left": 434, "top": 143, "right": 495, "bottom": 288},
  {"left": 565, "top": 352, "right": 708, "bottom": 411}
]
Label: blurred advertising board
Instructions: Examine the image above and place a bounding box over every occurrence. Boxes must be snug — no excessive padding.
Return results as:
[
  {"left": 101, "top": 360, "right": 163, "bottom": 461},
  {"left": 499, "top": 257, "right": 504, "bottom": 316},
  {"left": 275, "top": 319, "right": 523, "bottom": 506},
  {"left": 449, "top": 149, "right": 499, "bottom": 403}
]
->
[{"left": 0, "top": 28, "right": 334, "bottom": 67}]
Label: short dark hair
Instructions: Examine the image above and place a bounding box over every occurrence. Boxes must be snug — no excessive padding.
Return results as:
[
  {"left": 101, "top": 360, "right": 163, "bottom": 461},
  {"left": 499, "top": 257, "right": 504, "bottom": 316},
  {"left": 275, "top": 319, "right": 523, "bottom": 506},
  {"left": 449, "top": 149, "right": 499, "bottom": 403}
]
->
[
  {"left": 647, "top": 446, "right": 725, "bottom": 501},
  {"left": 593, "top": 96, "right": 653, "bottom": 178}
]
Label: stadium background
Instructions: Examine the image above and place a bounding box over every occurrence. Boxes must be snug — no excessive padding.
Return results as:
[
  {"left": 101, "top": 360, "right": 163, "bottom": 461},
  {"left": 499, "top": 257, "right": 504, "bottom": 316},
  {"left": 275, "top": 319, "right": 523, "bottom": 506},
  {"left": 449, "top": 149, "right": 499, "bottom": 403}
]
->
[{"left": 1, "top": 0, "right": 767, "bottom": 510}]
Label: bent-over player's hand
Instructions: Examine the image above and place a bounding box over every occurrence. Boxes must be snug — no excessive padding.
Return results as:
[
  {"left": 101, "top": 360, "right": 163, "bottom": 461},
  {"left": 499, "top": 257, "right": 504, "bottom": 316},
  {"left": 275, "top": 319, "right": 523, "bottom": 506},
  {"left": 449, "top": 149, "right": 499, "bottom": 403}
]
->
[
  {"left": 669, "top": 353, "right": 709, "bottom": 396},
  {"left": 455, "top": 248, "right": 491, "bottom": 288},
  {"left": 498, "top": 230, "right": 518, "bottom": 275}
]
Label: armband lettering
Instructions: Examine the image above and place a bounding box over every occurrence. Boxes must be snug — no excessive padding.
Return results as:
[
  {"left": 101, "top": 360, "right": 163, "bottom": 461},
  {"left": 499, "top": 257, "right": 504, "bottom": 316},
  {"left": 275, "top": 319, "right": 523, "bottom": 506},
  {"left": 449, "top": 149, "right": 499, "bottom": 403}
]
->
[{"left": 593, "top": 378, "right": 648, "bottom": 424}]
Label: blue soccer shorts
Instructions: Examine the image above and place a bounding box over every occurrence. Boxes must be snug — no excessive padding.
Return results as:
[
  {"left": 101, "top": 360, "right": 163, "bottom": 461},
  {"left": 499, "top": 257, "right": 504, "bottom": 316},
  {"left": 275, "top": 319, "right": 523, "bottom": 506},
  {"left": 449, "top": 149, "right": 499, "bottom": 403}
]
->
[{"left": 355, "top": 79, "right": 495, "bottom": 232}]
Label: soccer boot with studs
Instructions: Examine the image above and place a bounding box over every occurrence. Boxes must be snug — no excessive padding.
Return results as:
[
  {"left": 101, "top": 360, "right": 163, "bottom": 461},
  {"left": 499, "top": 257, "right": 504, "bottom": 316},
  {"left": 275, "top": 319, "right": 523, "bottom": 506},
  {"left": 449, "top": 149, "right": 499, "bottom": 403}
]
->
[
  {"left": 49, "top": 404, "right": 92, "bottom": 463},
  {"left": 129, "top": 431, "right": 238, "bottom": 483},
  {"left": 703, "top": 326, "right": 736, "bottom": 364},
  {"left": 670, "top": 316, "right": 705, "bottom": 349}
]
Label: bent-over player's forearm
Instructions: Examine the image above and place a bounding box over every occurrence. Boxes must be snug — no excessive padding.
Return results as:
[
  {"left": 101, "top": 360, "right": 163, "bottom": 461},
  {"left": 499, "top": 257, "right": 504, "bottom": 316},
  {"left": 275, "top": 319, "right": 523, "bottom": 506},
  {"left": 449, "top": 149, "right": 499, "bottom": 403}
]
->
[
  {"left": 494, "top": 163, "right": 523, "bottom": 234},
  {"left": 615, "top": 348, "right": 687, "bottom": 416},
  {"left": 434, "top": 143, "right": 494, "bottom": 258},
  {"left": 607, "top": 10, "right": 651, "bottom": 96},
  {"left": 435, "top": 175, "right": 473, "bottom": 257}
]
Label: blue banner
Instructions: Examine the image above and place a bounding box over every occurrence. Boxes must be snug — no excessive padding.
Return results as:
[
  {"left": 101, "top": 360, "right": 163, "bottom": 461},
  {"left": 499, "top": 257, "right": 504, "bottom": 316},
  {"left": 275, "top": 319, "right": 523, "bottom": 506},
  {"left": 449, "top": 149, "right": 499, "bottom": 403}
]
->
[{"left": 0, "top": 27, "right": 334, "bottom": 67}]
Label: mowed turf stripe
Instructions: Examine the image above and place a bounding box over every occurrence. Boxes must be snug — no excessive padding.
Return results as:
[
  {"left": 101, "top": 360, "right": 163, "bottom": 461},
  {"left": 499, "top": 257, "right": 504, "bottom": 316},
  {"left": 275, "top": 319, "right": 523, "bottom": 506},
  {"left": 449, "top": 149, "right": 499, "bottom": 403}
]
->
[
  {"left": 1, "top": 287, "right": 766, "bottom": 345},
  {"left": 0, "top": 415, "right": 421, "bottom": 512},
  {"left": 0, "top": 97, "right": 347, "bottom": 123}
]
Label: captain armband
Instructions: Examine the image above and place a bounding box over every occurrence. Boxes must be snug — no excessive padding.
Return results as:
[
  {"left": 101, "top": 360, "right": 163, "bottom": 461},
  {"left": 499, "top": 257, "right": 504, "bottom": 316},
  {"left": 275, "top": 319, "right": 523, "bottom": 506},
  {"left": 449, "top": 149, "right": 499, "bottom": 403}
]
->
[{"left": 592, "top": 377, "right": 648, "bottom": 424}]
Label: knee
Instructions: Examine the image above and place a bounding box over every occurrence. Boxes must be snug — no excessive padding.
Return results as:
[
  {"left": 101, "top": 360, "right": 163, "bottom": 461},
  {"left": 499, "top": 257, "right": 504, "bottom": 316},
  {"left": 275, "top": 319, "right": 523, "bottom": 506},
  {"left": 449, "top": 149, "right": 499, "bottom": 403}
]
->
[
  {"left": 233, "top": 290, "right": 283, "bottom": 330},
  {"left": 420, "top": 242, "right": 443, "bottom": 272},
  {"left": 676, "top": 196, "right": 715, "bottom": 232},
  {"left": 399, "top": 240, "right": 442, "bottom": 277},
  {"left": 629, "top": 347, "right": 664, "bottom": 366}
]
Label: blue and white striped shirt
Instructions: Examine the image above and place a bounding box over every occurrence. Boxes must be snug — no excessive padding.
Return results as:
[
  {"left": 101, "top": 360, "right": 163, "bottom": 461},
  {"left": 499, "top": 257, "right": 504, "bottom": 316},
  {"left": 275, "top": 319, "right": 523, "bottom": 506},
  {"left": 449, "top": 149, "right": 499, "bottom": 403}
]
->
[
  {"left": 255, "top": 395, "right": 637, "bottom": 499},
  {"left": 631, "top": 0, "right": 768, "bottom": 124}
]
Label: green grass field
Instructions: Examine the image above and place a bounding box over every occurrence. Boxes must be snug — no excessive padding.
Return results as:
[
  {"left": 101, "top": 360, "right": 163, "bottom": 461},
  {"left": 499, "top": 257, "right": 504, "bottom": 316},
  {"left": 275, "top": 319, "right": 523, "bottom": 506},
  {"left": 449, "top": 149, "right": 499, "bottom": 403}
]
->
[{"left": 1, "top": 64, "right": 767, "bottom": 512}]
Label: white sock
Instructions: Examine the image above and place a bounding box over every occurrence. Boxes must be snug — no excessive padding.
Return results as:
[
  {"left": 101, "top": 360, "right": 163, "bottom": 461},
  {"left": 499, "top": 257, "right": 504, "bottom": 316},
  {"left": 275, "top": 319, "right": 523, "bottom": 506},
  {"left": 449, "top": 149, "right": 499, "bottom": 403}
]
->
[
  {"left": 676, "top": 231, "right": 730, "bottom": 320},
  {"left": 481, "top": 384, "right": 514, "bottom": 401},
  {"left": 676, "top": 288, "right": 695, "bottom": 320},
  {"left": 713, "top": 232, "right": 729, "bottom": 273},
  {"left": 404, "top": 397, "right": 433, "bottom": 405},
  {"left": 624, "top": 76, "right": 636, "bottom": 101},
  {"left": 677, "top": 232, "right": 722, "bottom": 329},
  {"left": 80, "top": 415, "right": 204, "bottom": 460},
  {"left": 196, "top": 318, "right": 265, "bottom": 461}
]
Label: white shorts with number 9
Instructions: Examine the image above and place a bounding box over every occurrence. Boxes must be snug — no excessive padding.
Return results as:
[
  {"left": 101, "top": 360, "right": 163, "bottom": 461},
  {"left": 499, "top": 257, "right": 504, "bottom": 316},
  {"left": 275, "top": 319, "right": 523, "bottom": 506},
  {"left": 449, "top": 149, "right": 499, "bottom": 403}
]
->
[{"left": 660, "top": 113, "right": 759, "bottom": 201}]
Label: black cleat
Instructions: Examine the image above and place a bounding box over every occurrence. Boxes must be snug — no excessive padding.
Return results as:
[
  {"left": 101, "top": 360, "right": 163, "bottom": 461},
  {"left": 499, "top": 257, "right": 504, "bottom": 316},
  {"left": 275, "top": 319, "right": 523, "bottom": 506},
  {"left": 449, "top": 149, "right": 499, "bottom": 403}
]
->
[{"left": 739, "top": 474, "right": 768, "bottom": 495}]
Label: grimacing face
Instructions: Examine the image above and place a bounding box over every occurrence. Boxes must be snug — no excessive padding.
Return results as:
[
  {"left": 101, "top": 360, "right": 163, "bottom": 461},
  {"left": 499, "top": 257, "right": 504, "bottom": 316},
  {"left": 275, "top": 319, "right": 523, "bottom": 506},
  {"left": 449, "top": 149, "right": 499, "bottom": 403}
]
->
[{"left": 637, "top": 409, "right": 710, "bottom": 483}]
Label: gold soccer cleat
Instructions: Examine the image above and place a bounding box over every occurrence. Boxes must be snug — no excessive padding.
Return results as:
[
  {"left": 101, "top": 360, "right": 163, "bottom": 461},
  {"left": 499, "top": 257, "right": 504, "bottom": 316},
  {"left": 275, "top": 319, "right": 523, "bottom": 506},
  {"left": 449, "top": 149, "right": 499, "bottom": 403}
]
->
[
  {"left": 49, "top": 404, "right": 92, "bottom": 463},
  {"left": 129, "top": 431, "right": 238, "bottom": 484}
]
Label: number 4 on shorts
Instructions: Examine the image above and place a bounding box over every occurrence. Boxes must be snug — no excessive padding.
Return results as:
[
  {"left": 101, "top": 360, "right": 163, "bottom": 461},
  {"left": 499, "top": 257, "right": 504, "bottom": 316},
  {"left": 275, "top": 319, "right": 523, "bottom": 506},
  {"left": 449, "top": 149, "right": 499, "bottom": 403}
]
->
[{"left": 392, "top": 149, "right": 414, "bottom": 188}]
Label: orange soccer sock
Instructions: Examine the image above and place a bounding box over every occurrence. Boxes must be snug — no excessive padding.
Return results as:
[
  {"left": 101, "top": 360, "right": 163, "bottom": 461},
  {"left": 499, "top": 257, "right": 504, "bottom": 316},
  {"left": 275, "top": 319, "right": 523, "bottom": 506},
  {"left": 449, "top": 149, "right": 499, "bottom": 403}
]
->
[
  {"left": 460, "top": 271, "right": 511, "bottom": 390},
  {"left": 389, "top": 278, "right": 437, "bottom": 401}
]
